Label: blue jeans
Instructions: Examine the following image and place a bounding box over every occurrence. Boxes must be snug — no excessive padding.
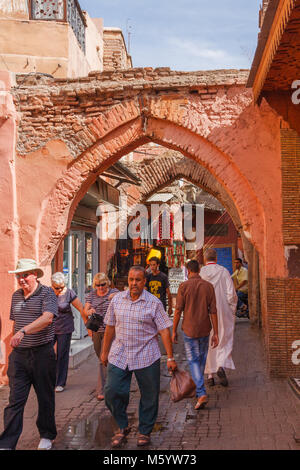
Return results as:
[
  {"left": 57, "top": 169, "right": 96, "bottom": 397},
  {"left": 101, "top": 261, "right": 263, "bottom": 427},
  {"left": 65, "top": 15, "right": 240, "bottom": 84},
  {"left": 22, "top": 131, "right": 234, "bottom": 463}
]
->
[
  {"left": 183, "top": 334, "right": 209, "bottom": 398},
  {"left": 237, "top": 290, "right": 248, "bottom": 310}
]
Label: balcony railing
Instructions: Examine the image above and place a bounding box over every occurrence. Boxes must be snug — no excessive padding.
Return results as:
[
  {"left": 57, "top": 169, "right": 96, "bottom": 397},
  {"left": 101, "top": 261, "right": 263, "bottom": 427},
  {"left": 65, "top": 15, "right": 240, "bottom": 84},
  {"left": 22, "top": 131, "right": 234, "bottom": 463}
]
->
[
  {"left": 29, "top": 0, "right": 86, "bottom": 52},
  {"left": 66, "top": 0, "right": 86, "bottom": 53}
]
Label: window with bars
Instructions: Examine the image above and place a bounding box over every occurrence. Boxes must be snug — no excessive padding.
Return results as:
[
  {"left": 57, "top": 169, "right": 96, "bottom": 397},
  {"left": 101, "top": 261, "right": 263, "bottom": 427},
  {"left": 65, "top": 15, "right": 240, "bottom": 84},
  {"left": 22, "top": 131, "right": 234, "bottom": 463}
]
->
[
  {"left": 29, "top": 0, "right": 86, "bottom": 52},
  {"left": 204, "top": 224, "right": 229, "bottom": 237}
]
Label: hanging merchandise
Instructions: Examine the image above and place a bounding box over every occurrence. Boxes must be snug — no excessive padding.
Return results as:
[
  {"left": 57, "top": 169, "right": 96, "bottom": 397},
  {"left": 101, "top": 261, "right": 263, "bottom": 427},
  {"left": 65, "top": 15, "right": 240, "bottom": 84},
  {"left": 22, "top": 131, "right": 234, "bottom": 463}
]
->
[
  {"left": 165, "top": 240, "right": 186, "bottom": 268},
  {"left": 146, "top": 248, "right": 162, "bottom": 264},
  {"left": 157, "top": 211, "right": 174, "bottom": 247}
]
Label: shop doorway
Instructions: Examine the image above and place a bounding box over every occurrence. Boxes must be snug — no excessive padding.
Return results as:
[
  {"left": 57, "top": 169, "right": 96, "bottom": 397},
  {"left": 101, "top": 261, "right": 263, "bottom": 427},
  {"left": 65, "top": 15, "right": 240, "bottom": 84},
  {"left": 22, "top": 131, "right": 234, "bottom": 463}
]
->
[{"left": 63, "top": 230, "right": 98, "bottom": 339}]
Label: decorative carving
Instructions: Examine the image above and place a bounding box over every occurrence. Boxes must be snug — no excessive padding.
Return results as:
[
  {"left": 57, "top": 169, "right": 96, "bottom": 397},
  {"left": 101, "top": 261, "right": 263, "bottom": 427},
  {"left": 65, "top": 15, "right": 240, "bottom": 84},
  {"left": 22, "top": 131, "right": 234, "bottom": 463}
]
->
[{"left": 31, "top": 0, "right": 64, "bottom": 20}]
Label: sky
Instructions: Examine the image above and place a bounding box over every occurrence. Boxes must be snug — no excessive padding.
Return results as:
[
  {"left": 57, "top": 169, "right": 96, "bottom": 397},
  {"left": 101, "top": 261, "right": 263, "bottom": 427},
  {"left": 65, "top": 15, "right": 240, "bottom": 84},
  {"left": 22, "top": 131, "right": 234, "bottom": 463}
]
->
[{"left": 79, "top": 0, "right": 261, "bottom": 71}]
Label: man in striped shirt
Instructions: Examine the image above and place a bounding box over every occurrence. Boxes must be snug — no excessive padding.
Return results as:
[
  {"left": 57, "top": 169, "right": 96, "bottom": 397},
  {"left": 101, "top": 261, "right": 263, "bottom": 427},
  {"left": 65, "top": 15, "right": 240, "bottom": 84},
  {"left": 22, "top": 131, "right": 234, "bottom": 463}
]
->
[
  {"left": 0, "top": 259, "right": 58, "bottom": 450},
  {"left": 101, "top": 265, "right": 177, "bottom": 448}
]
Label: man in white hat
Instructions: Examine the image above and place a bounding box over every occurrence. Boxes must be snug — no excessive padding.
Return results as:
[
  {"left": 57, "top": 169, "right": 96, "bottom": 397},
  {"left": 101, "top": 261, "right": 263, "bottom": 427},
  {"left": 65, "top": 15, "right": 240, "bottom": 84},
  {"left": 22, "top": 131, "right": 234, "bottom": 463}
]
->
[{"left": 0, "top": 259, "right": 58, "bottom": 450}]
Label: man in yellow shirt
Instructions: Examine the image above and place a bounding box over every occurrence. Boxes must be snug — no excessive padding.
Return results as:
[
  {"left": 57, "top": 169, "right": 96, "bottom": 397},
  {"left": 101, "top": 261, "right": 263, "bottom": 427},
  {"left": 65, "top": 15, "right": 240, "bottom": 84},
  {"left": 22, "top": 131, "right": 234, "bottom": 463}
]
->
[{"left": 231, "top": 258, "right": 248, "bottom": 317}]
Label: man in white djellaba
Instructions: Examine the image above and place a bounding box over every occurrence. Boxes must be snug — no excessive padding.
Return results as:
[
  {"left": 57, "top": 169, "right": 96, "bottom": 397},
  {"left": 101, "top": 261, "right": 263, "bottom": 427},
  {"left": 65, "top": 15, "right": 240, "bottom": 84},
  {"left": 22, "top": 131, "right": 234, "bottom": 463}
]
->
[{"left": 200, "top": 248, "right": 237, "bottom": 387}]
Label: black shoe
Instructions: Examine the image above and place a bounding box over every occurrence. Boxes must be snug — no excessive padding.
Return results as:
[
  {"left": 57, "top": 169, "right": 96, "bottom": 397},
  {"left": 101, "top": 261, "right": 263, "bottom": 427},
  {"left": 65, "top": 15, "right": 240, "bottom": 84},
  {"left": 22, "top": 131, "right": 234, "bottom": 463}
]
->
[
  {"left": 217, "top": 367, "right": 228, "bottom": 387},
  {"left": 207, "top": 377, "right": 215, "bottom": 387}
]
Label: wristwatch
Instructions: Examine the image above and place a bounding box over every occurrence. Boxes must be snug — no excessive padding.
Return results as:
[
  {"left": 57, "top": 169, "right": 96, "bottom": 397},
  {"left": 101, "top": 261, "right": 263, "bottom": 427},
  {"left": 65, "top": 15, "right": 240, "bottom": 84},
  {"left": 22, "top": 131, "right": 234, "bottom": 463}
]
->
[{"left": 20, "top": 328, "right": 26, "bottom": 335}]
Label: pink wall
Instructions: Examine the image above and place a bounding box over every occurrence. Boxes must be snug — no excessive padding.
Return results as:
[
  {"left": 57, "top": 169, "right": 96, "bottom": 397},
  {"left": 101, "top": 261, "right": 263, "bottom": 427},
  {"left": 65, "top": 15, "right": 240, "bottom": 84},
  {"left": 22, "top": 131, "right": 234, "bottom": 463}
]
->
[
  {"left": 0, "top": 72, "right": 18, "bottom": 383},
  {"left": 0, "top": 77, "right": 75, "bottom": 382}
]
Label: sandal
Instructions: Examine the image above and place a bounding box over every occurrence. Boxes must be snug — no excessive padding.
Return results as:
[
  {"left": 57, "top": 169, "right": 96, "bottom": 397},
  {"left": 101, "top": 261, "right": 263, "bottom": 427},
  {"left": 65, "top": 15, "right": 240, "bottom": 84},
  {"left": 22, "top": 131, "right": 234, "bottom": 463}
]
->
[
  {"left": 137, "top": 433, "right": 151, "bottom": 446},
  {"left": 194, "top": 395, "right": 208, "bottom": 410},
  {"left": 97, "top": 394, "right": 104, "bottom": 401},
  {"left": 111, "top": 427, "right": 130, "bottom": 448}
]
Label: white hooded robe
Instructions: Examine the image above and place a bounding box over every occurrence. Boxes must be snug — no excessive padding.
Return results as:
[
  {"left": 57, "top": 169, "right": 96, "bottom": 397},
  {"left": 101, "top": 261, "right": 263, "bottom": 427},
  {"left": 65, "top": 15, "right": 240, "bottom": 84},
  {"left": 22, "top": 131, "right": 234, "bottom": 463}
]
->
[{"left": 200, "top": 263, "right": 237, "bottom": 374}]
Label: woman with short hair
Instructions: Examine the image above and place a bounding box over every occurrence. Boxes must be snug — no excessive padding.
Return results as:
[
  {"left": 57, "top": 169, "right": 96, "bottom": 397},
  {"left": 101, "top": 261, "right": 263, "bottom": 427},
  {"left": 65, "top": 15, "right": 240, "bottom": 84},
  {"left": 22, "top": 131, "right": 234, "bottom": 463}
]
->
[
  {"left": 51, "top": 272, "right": 85, "bottom": 392},
  {"left": 84, "top": 273, "right": 119, "bottom": 400}
]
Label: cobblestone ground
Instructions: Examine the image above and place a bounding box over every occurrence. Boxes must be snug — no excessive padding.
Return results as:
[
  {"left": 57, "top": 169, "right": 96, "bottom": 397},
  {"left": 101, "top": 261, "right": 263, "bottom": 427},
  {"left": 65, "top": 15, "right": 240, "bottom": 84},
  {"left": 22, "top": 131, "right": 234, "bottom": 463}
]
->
[{"left": 0, "top": 319, "right": 299, "bottom": 450}]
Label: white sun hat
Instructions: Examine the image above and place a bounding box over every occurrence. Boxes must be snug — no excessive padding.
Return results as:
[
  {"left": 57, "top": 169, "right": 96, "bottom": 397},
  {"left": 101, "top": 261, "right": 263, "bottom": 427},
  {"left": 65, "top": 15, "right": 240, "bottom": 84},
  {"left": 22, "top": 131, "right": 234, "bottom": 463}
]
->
[{"left": 8, "top": 259, "right": 44, "bottom": 278}]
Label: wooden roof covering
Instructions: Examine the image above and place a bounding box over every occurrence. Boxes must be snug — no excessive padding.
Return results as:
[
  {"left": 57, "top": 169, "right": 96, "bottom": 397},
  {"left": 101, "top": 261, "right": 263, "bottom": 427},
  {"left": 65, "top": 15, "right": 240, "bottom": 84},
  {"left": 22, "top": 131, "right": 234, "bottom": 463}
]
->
[{"left": 247, "top": 0, "right": 300, "bottom": 100}]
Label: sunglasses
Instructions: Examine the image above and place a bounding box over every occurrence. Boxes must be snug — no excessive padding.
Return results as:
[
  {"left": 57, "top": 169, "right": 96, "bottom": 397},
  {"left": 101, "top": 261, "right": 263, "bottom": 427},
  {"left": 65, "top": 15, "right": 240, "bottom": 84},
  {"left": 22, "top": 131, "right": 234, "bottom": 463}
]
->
[
  {"left": 16, "top": 273, "right": 32, "bottom": 280},
  {"left": 95, "top": 282, "right": 107, "bottom": 287}
]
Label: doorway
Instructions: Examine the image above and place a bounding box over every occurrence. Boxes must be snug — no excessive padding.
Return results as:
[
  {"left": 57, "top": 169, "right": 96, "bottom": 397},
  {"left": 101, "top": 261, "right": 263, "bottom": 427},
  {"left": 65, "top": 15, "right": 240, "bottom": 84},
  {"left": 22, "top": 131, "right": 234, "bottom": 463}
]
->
[{"left": 63, "top": 230, "right": 99, "bottom": 339}]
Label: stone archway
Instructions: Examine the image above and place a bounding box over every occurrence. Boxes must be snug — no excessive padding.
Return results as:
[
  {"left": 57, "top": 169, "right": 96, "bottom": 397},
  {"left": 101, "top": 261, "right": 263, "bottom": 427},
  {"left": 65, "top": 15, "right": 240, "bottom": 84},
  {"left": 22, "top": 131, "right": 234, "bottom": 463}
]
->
[
  {"left": 119, "top": 150, "right": 261, "bottom": 325},
  {"left": 32, "top": 109, "right": 272, "bottom": 358},
  {"left": 12, "top": 69, "right": 283, "bottom": 279},
  {"left": 122, "top": 151, "right": 242, "bottom": 229},
  {"left": 38, "top": 120, "right": 264, "bottom": 266},
  {"left": 14, "top": 69, "right": 286, "bottom": 276},
  {"left": 1, "top": 67, "right": 295, "bottom": 379}
]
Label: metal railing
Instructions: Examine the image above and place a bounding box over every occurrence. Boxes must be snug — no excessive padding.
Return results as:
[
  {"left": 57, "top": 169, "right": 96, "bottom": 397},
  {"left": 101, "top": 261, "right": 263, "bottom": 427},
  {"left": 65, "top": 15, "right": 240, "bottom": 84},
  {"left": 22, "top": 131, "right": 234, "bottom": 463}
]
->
[
  {"left": 29, "top": 0, "right": 86, "bottom": 52},
  {"left": 66, "top": 0, "right": 86, "bottom": 53}
]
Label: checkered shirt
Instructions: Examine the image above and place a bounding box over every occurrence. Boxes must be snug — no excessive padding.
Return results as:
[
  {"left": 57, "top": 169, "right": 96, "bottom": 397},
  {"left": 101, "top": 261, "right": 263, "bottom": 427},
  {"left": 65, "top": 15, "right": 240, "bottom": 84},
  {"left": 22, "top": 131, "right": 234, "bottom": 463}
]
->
[{"left": 104, "top": 289, "right": 173, "bottom": 370}]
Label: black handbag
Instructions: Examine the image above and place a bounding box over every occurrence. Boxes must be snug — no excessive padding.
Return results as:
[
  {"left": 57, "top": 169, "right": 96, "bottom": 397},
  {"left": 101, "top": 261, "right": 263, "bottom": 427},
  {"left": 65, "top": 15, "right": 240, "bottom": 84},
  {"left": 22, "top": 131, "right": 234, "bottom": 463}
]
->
[{"left": 85, "top": 313, "right": 103, "bottom": 332}]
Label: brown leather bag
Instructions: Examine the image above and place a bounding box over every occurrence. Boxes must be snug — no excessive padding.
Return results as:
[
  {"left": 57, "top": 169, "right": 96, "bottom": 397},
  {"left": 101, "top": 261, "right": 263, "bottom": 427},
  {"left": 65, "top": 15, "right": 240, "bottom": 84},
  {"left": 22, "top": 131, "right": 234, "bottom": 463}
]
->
[{"left": 170, "top": 368, "right": 196, "bottom": 402}]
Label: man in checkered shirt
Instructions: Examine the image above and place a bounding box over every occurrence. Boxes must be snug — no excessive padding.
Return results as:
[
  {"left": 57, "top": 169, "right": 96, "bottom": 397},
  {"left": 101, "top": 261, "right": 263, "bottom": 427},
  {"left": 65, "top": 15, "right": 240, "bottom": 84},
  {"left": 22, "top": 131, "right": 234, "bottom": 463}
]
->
[{"left": 101, "top": 265, "right": 177, "bottom": 448}]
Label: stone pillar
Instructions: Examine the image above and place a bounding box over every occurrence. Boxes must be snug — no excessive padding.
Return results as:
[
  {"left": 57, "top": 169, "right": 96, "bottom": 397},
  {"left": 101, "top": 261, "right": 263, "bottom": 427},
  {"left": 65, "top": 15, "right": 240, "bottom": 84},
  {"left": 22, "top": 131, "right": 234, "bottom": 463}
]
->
[
  {"left": 247, "top": 244, "right": 261, "bottom": 327},
  {"left": 103, "top": 28, "right": 132, "bottom": 71}
]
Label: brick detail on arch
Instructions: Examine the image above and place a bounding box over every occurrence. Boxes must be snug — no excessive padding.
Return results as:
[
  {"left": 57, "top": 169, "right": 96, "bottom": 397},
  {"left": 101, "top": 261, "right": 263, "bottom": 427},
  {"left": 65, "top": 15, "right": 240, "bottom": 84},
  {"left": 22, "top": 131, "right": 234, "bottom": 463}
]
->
[
  {"left": 14, "top": 69, "right": 251, "bottom": 158},
  {"left": 123, "top": 153, "right": 242, "bottom": 230},
  {"left": 37, "top": 116, "right": 265, "bottom": 266},
  {"left": 38, "top": 118, "right": 146, "bottom": 261},
  {"left": 145, "top": 118, "right": 265, "bottom": 242}
]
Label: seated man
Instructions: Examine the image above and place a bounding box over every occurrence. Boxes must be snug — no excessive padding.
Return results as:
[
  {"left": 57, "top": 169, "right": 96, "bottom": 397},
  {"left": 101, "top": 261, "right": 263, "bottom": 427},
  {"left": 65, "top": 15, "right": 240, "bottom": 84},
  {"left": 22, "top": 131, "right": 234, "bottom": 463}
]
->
[{"left": 231, "top": 258, "right": 248, "bottom": 317}]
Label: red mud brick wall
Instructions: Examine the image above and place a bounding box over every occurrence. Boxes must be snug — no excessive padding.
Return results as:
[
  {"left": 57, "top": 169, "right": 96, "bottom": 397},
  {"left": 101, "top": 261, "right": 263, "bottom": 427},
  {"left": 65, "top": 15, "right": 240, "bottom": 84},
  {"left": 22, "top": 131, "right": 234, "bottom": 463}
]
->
[
  {"left": 281, "top": 129, "right": 300, "bottom": 244},
  {"left": 266, "top": 129, "right": 300, "bottom": 377},
  {"left": 267, "top": 278, "right": 300, "bottom": 377}
]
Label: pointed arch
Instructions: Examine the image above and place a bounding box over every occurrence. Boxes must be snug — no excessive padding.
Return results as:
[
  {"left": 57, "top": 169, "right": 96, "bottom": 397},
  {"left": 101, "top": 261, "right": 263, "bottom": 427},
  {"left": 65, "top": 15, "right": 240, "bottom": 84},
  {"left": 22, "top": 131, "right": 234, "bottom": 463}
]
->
[{"left": 37, "top": 114, "right": 264, "bottom": 264}]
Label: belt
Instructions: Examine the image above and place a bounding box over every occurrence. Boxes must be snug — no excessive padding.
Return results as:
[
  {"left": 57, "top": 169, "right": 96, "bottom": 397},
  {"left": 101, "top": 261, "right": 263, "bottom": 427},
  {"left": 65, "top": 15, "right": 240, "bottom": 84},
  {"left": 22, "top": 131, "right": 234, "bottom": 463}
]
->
[{"left": 15, "top": 342, "right": 53, "bottom": 353}]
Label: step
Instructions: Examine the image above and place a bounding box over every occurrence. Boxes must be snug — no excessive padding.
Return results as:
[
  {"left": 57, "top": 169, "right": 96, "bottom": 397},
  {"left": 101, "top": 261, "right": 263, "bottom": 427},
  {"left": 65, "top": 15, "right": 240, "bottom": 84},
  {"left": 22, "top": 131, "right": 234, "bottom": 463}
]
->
[{"left": 69, "top": 336, "right": 94, "bottom": 369}]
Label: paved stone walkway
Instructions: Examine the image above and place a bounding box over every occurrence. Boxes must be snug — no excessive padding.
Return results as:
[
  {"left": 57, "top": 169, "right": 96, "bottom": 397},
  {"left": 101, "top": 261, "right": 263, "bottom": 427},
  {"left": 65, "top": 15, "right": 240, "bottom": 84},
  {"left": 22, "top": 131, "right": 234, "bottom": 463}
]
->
[{"left": 0, "top": 319, "right": 299, "bottom": 450}]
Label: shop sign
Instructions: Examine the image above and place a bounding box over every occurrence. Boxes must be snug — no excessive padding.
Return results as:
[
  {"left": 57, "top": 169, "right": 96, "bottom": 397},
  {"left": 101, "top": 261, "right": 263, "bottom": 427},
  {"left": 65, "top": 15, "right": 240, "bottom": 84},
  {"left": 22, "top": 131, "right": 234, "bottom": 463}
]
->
[{"left": 168, "top": 267, "right": 185, "bottom": 294}]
